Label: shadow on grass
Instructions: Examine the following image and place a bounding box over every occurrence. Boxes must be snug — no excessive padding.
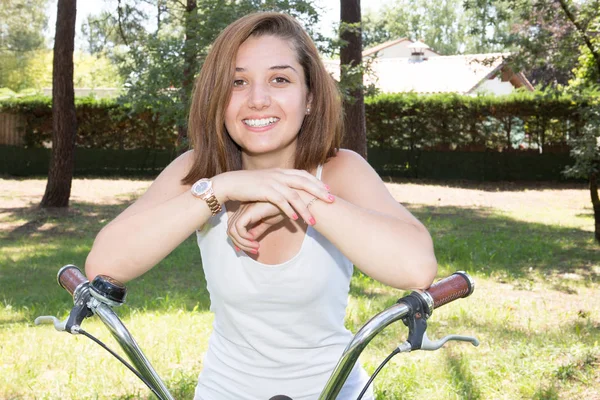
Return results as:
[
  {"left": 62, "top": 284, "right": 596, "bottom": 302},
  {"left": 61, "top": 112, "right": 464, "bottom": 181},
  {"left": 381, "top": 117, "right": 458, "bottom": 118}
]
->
[
  {"left": 382, "top": 177, "right": 587, "bottom": 192},
  {"left": 410, "top": 205, "right": 599, "bottom": 283},
  {"left": 0, "top": 200, "right": 211, "bottom": 324},
  {"left": 2, "top": 200, "right": 598, "bottom": 324},
  {"left": 348, "top": 204, "right": 598, "bottom": 304},
  {"left": 445, "top": 350, "right": 482, "bottom": 400}
]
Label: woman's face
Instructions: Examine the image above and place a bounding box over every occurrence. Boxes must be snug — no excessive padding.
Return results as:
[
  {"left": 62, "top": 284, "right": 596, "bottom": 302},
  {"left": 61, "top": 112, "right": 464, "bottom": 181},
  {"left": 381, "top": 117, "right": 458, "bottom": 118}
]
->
[{"left": 225, "top": 35, "right": 311, "bottom": 164}]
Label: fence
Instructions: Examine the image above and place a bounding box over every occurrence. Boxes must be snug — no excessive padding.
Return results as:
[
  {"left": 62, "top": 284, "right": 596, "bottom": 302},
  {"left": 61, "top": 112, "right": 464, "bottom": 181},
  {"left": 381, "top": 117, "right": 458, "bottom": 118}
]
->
[
  {"left": 0, "top": 113, "right": 25, "bottom": 146},
  {"left": 0, "top": 146, "right": 576, "bottom": 181}
]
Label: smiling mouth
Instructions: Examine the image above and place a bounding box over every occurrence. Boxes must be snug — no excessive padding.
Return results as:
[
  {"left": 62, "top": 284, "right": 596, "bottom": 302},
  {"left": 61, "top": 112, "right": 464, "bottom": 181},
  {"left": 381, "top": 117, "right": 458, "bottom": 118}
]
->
[{"left": 243, "top": 117, "right": 280, "bottom": 128}]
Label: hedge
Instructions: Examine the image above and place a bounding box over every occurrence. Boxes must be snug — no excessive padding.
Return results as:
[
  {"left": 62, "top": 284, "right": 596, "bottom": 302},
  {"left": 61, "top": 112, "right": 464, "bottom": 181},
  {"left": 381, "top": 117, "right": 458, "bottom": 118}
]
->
[
  {"left": 0, "top": 96, "right": 176, "bottom": 149},
  {"left": 365, "top": 91, "right": 582, "bottom": 152},
  {"left": 0, "top": 92, "right": 590, "bottom": 180},
  {"left": 0, "top": 91, "right": 589, "bottom": 152}
]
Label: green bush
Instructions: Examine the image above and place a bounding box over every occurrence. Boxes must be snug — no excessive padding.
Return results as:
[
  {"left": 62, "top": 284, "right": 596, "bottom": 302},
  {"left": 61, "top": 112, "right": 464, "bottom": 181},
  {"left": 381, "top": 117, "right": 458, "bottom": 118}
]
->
[
  {"left": 0, "top": 96, "right": 177, "bottom": 150},
  {"left": 365, "top": 91, "right": 582, "bottom": 152}
]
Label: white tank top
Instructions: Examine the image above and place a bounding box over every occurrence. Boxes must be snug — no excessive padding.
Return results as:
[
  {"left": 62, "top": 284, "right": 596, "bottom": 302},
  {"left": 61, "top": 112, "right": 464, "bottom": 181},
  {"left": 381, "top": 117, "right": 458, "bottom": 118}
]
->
[{"left": 194, "top": 165, "right": 374, "bottom": 400}]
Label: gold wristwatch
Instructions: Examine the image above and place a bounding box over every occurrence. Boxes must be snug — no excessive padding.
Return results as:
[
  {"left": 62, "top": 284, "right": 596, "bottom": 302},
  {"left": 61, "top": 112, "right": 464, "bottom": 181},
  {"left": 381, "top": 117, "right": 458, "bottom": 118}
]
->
[{"left": 191, "top": 178, "right": 222, "bottom": 215}]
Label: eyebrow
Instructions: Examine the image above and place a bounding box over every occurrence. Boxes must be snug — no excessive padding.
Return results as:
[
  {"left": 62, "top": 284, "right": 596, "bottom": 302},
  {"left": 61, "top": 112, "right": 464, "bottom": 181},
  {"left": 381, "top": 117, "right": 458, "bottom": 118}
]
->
[{"left": 235, "top": 65, "right": 298, "bottom": 74}]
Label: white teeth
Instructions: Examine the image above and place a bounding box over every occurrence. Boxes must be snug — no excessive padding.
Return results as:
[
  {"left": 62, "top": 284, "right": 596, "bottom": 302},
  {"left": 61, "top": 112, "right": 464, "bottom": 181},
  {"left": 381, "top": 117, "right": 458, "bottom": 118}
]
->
[{"left": 243, "top": 117, "right": 279, "bottom": 127}]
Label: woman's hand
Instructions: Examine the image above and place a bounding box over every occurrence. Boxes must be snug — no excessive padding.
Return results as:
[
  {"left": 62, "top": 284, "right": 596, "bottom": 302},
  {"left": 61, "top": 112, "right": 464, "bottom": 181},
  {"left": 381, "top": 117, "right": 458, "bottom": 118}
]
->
[
  {"left": 212, "top": 168, "right": 333, "bottom": 225},
  {"left": 227, "top": 201, "right": 286, "bottom": 253}
]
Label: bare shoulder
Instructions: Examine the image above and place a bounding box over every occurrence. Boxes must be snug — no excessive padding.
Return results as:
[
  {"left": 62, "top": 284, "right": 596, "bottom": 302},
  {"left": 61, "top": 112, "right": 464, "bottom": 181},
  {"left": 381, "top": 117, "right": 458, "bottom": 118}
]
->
[
  {"left": 155, "top": 149, "right": 196, "bottom": 186},
  {"left": 322, "top": 149, "right": 382, "bottom": 198}
]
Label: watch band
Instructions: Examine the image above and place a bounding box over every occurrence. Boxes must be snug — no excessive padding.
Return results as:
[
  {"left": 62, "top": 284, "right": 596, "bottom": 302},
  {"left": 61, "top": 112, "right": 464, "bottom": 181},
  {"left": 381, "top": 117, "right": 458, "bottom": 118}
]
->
[{"left": 203, "top": 191, "right": 222, "bottom": 215}]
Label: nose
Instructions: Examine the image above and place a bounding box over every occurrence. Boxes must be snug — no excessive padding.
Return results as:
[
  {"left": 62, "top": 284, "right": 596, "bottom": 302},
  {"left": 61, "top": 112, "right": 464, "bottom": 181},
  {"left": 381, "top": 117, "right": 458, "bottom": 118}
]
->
[{"left": 247, "top": 82, "right": 271, "bottom": 110}]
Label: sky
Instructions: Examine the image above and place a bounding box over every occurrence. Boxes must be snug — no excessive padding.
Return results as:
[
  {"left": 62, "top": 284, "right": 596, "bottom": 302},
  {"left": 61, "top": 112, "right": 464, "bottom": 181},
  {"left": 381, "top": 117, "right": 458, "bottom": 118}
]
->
[{"left": 44, "top": 0, "right": 391, "bottom": 50}]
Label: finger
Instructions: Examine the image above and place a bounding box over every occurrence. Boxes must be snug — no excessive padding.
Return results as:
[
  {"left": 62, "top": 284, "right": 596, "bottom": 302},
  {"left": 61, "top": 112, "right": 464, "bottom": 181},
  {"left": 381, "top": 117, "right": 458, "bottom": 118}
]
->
[
  {"left": 228, "top": 222, "right": 259, "bottom": 252},
  {"left": 227, "top": 206, "right": 256, "bottom": 251},
  {"left": 264, "top": 188, "right": 301, "bottom": 221},
  {"left": 273, "top": 183, "right": 317, "bottom": 226},
  {"left": 247, "top": 222, "right": 272, "bottom": 240},
  {"left": 280, "top": 169, "right": 329, "bottom": 190},
  {"left": 276, "top": 172, "right": 333, "bottom": 204},
  {"left": 235, "top": 212, "right": 262, "bottom": 242}
]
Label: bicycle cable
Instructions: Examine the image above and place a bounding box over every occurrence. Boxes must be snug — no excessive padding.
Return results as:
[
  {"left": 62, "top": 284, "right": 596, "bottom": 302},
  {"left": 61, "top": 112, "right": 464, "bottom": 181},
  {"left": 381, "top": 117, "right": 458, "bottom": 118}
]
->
[
  {"left": 78, "top": 328, "right": 163, "bottom": 399},
  {"left": 356, "top": 347, "right": 401, "bottom": 400}
]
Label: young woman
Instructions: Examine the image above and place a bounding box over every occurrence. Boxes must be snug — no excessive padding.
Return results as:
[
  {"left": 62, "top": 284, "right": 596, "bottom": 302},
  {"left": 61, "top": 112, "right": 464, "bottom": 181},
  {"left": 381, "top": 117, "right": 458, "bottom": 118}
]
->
[{"left": 85, "top": 12, "right": 438, "bottom": 400}]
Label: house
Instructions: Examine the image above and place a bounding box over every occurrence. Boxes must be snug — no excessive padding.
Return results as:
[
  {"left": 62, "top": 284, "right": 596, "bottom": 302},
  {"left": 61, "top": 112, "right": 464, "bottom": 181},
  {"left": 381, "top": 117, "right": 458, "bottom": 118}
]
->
[{"left": 323, "top": 38, "right": 534, "bottom": 95}]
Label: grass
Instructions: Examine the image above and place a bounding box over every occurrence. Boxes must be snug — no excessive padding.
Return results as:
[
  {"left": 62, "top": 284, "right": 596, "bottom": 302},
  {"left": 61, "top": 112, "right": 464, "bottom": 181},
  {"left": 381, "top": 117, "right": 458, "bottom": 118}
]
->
[{"left": 1, "top": 178, "right": 599, "bottom": 399}]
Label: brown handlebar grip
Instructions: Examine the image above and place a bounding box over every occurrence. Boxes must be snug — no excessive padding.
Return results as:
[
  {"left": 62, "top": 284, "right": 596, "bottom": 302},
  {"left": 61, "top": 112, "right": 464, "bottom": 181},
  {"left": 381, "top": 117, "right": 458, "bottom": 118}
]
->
[
  {"left": 57, "top": 265, "right": 88, "bottom": 297},
  {"left": 426, "top": 271, "right": 474, "bottom": 309}
]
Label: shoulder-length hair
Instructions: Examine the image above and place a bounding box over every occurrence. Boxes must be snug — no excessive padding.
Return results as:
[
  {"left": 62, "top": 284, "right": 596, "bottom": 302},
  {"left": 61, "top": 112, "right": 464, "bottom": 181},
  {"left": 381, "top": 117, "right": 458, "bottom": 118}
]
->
[{"left": 182, "top": 12, "right": 342, "bottom": 185}]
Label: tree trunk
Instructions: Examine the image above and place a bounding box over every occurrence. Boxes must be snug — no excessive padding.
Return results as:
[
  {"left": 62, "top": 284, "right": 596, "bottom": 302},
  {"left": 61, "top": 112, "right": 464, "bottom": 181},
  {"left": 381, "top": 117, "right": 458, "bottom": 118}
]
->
[
  {"left": 590, "top": 173, "right": 600, "bottom": 244},
  {"left": 340, "top": 0, "right": 367, "bottom": 159},
  {"left": 40, "top": 0, "right": 77, "bottom": 209},
  {"left": 176, "top": 0, "right": 198, "bottom": 152}
]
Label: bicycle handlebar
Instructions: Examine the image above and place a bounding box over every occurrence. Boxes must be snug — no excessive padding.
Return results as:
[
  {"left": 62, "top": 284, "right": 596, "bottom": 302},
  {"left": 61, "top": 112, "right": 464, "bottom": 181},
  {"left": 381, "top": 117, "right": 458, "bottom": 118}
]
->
[
  {"left": 426, "top": 271, "right": 474, "bottom": 310},
  {"left": 45, "top": 266, "right": 475, "bottom": 400},
  {"left": 57, "top": 265, "right": 88, "bottom": 297},
  {"left": 318, "top": 271, "right": 476, "bottom": 400}
]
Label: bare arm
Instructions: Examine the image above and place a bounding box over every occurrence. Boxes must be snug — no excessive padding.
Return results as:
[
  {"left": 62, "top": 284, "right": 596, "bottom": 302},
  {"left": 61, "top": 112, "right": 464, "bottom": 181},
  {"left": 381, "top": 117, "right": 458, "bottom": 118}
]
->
[
  {"left": 85, "top": 151, "right": 332, "bottom": 283},
  {"left": 305, "top": 150, "right": 437, "bottom": 290},
  {"left": 85, "top": 151, "right": 212, "bottom": 282}
]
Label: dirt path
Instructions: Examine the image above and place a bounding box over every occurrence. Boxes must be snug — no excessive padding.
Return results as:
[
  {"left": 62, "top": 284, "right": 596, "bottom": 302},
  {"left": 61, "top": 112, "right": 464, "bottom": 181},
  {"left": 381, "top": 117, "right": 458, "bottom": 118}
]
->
[{"left": 2, "top": 178, "right": 589, "bottom": 210}]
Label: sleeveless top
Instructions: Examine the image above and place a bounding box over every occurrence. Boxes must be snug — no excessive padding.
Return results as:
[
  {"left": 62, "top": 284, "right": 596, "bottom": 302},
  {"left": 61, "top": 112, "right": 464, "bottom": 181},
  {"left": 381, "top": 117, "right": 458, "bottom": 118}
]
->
[{"left": 194, "top": 165, "right": 374, "bottom": 400}]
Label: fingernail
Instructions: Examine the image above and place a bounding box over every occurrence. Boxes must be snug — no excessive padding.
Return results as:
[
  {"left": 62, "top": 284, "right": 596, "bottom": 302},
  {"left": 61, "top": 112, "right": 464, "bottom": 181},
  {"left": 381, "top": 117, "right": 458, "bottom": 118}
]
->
[
  {"left": 234, "top": 246, "right": 240, "bottom": 252},
  {"left": 251, "top": 249, "right": 258, "bottom": 254},
  {"left": 328, "top": 194, "right": 335, "bottom": 202},
  {"left": 325, "top": 184, "right": 330, "bottom": 190},
  {"left": 309, "top": 217, "right": 316, "bottom": 225},
  {"left": 292, "top": 213, "right": 299, "bottom": 220}
]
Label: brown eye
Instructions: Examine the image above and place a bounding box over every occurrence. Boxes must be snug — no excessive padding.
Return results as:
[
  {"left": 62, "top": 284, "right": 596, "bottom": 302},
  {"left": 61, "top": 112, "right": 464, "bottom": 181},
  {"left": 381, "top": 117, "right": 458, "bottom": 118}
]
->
[
  {"left": 233, "top": 79, "right": 246, "bottom": 87},
  {"left": 272, "top": 77, "right": 290, "bottom": 84}
]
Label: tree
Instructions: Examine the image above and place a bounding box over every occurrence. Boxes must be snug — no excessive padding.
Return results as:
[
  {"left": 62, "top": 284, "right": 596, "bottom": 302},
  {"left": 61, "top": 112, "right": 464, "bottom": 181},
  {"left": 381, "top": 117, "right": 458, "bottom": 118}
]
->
[
  {"left": 40, "top": 0, "right": 77, "bottom": 208},
  {"left": 339, "top": 0, "right": 367, "bottom": 158},
  {"left": 82, "top": 0, "right": 321, "bottom": 152},
  {"left": 362, "top": 0, "right": 486, "bottom": 55},
  {"left": 556, "top": 0, "right": 600, "bottom": 243}
]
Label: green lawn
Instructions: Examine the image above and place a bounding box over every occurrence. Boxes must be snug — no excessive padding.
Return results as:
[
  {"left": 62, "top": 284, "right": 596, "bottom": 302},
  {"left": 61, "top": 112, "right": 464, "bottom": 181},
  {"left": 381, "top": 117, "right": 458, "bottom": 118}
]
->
[{"left": 1, "top": 178, "right": 598, "bottom": 399}]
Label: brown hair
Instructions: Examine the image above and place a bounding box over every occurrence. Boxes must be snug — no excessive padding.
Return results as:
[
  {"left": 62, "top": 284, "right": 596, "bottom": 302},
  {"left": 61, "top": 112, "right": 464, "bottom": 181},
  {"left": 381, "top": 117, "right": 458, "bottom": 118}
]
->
[{"left": 182, "top": 12, "right": 342, "bottom": 185}]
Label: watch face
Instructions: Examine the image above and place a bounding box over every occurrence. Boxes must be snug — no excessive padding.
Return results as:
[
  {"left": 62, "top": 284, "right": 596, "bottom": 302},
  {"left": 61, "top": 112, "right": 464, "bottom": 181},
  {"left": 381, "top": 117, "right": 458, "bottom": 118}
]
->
[{"left": 192, "top": 179, "right": 211, "bottom": 196}]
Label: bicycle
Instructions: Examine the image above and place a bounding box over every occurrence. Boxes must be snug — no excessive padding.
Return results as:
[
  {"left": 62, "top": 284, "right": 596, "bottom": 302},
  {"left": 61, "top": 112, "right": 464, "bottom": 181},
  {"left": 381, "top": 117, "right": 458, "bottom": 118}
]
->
[{"left": 35, "top": 266, "right": 479, "bottom": 400}]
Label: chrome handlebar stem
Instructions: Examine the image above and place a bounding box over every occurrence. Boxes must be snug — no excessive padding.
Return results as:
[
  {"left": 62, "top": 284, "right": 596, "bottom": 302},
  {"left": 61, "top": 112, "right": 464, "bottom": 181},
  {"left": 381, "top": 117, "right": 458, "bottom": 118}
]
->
[
  {"left": 90, "top": 298, "right": 175, "bottom": 400},
  {"left": 318, "top": 302, "right": 411, "bottom": 400}
]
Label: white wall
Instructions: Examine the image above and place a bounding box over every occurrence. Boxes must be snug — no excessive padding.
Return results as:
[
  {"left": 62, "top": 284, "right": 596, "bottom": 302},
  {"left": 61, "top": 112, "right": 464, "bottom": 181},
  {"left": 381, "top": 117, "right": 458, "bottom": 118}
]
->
[{"left": 473, "top": 78, "right": 514, "bottom": 96}]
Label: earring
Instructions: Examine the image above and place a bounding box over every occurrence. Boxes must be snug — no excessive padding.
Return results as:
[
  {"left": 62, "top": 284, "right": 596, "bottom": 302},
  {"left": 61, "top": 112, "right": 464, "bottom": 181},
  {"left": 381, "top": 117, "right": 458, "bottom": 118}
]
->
[{"left": 306, "top": 107, "right": 311, "bottom": 115}]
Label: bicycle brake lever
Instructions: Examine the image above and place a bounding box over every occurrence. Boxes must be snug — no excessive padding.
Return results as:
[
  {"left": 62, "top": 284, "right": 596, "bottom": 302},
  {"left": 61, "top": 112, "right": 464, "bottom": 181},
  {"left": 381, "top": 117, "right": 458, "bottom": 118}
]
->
[
  {"left": 34, "top": 316, "right": 67, "bottom": 332},
  {"left": 420, "top": 331, "right": 479, "bottom": 351}
]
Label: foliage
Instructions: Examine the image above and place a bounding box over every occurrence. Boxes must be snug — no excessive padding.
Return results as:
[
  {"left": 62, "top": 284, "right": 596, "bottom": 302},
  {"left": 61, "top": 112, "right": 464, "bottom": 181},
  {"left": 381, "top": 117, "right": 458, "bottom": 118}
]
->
[
  {"left": 463, "top": 0, "right": 600, "bottom": 89},
  {"left": 81, "top": 0, "right": 323, "bottom": 148},
  {"left": 2, "top": 91, "right": 592, "bottom": 155},
  {"left": 563, "top": 87, "right": 600, "bottom": 180},
  {"left": 361, "top": 0, "right": 513, "bottom": 55},
  {"left": 0, "top": 48, "right": 122, "bottom": 92},
  {"left": 0, "top": 0, "right": 49, "bottom": 90},
  {"left": 364, "top": 90, "right": 582, "bottom": 151},
  {"left": 0, "top": 96, "right": 176, "bottom": 150}
]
